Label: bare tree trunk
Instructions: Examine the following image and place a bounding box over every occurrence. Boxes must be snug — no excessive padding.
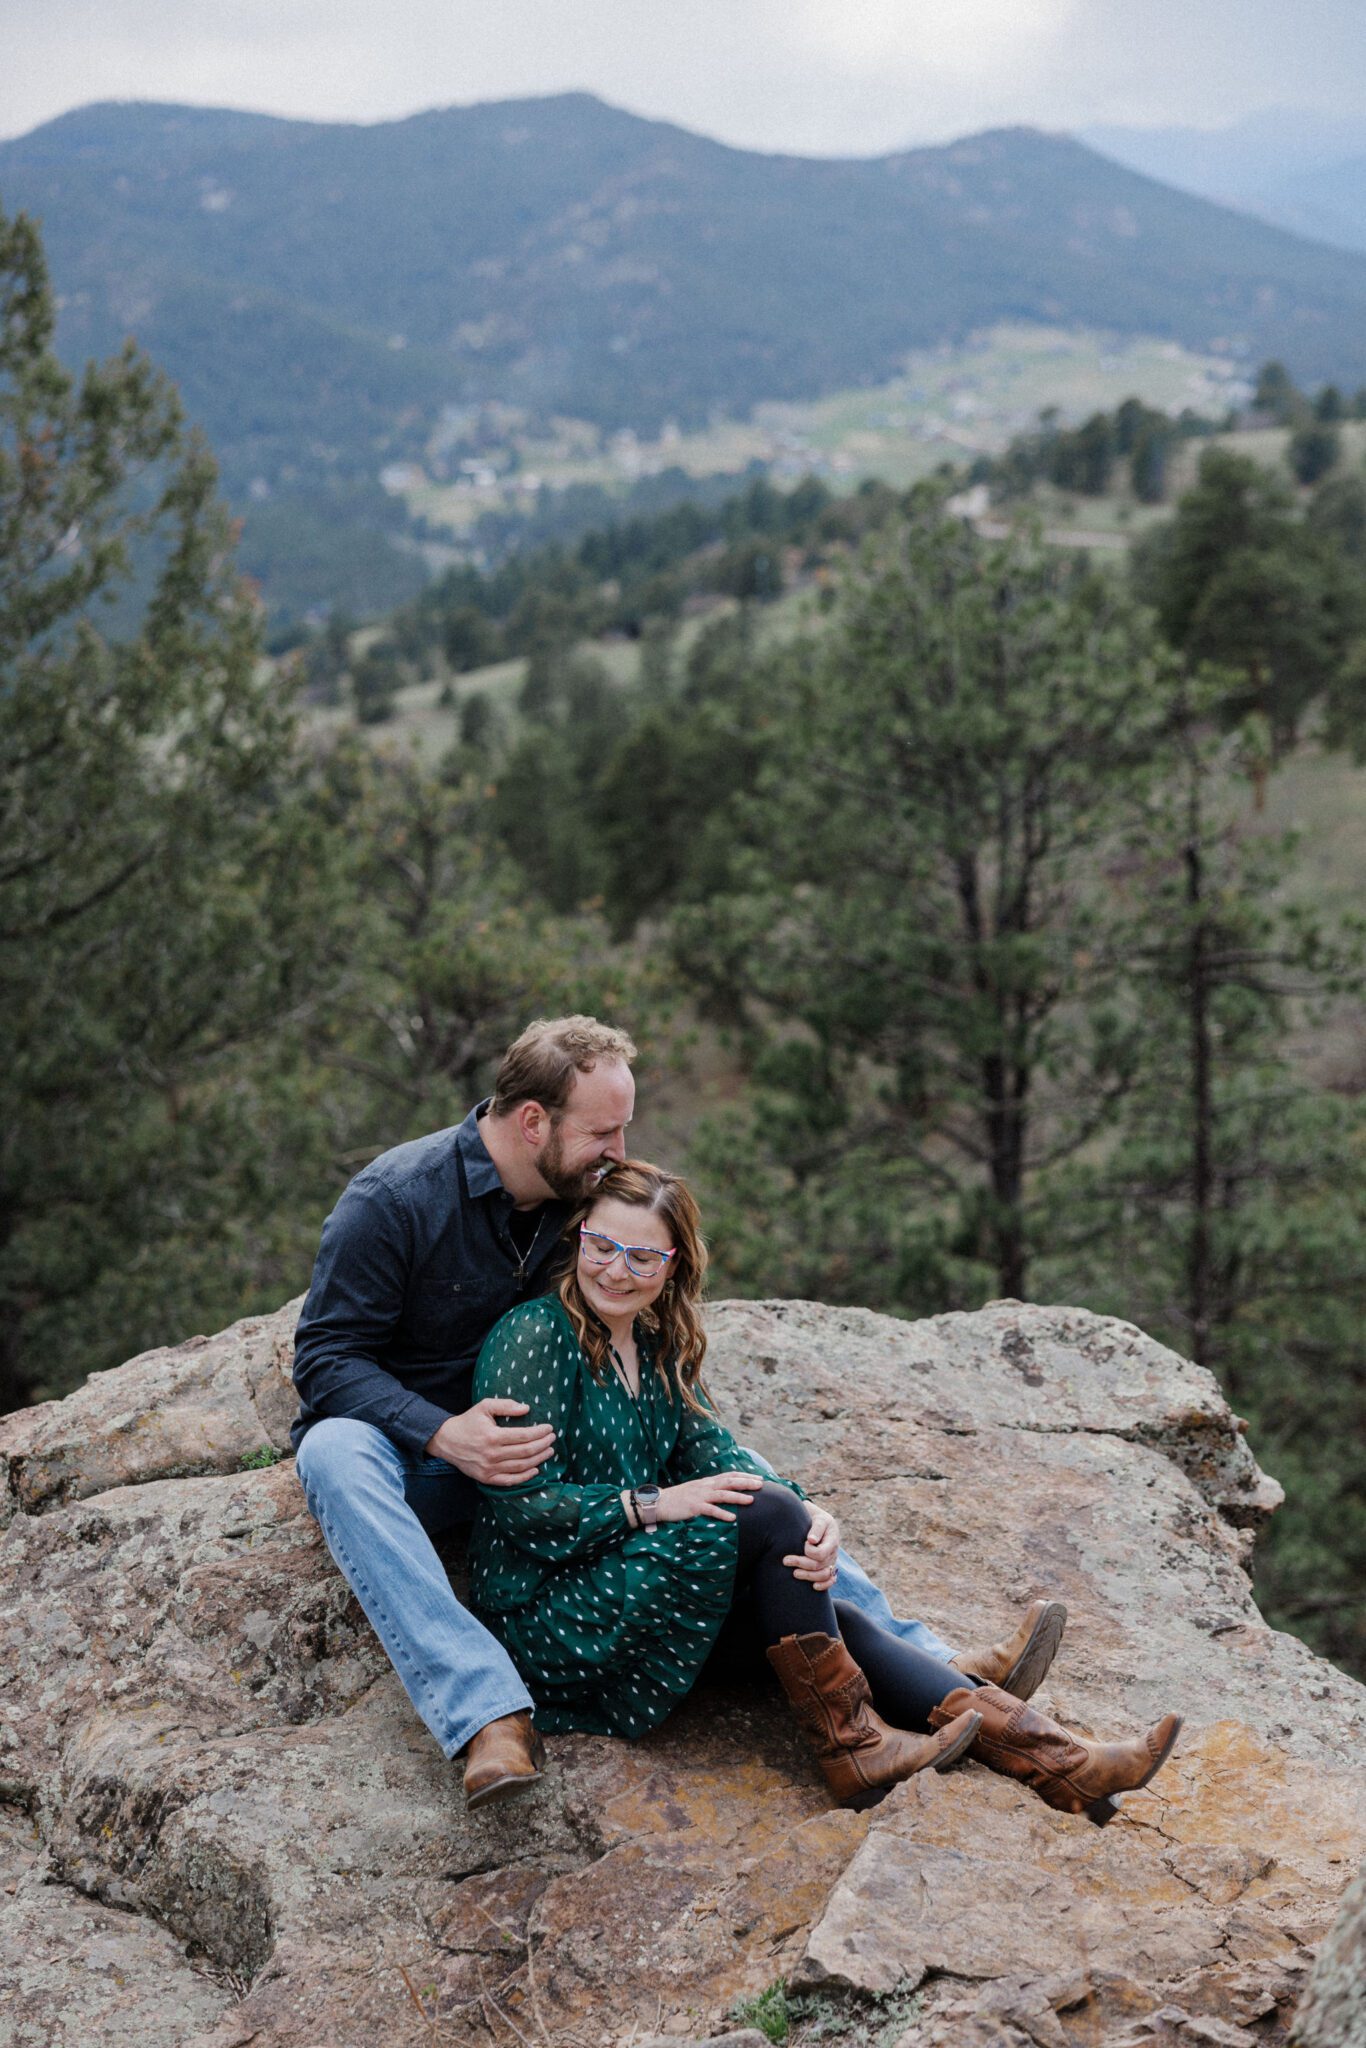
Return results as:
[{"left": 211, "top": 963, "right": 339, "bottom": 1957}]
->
[
  {"left": 959, "top": 836, "right": 1032, "bottom": 1301},
  {"left": 1184, "top": 763, "right": 1213, "bottom": 1370},
  {"left": 978, "top": 1046, "right": 1026, "bottom": 1299}
]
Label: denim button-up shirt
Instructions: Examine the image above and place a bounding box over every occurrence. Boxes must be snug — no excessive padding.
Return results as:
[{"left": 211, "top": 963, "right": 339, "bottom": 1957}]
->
[{"left": 291, "top": 1102, "right": 570, "bottom": 1454}]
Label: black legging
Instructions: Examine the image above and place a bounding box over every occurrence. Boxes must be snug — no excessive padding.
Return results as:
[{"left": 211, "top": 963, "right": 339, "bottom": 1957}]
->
[{"left": 729, "top": 1482, "right": 974, "bottom": 1732}]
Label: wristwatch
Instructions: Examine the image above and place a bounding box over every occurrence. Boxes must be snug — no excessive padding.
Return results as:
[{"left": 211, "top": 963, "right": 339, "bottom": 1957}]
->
[{"left": 635, "top": 1485, "right": 662, "bottom": 1531}]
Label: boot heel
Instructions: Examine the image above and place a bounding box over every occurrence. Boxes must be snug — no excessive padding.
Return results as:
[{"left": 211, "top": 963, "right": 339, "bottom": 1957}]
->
[
  {"left": 1086, "top": 1794, "right": 1121, "bottom": 1826},
  {"left": 845, "top": 1783, "right": 891, "bottom": 1812},
  {"left": 932, "top": 1709, "right": 983, "bottom": 1773}
]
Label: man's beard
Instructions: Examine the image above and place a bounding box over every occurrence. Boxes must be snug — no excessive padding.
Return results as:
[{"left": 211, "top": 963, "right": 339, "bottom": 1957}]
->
[{"left": 537, "top": 1125, "right": 607, "bottom": 1203}]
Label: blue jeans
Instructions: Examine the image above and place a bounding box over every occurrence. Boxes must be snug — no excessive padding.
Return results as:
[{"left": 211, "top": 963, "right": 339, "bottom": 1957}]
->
[
  {"left": 742, "top": 1448, "right": 957, "bottom": 1664},
  {"left": 295, "top": 1417, "right": 533, "bottom": 1757},
  {"left": 828, "top": 1547, "right": 956, "bottom": 1663}
]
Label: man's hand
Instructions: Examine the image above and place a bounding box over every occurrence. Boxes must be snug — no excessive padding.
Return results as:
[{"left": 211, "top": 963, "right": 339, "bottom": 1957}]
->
[
  {"left": 784, "top": 1503, "right": 840, "bottom": 1591},
  {"left": 426, "top": 1399, "right": 556, "bottom": 1486},
  {"left": 658, "top": 1472, "right": 765, "bottom": 1523}
]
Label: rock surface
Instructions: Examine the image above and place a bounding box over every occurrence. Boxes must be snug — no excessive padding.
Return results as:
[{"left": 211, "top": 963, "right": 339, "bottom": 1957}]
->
[
  {"left": 0, "top": 1295, "right": 1362, "bottom": 2048},
  {"left": 1292, "top": 1858, "right": 1366, "bottom": 2047}
]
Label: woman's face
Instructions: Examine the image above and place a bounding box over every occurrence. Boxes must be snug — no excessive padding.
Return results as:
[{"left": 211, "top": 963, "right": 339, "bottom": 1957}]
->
[{"left": 577, "top": 1195, "right": 676, "bottom": 1327}]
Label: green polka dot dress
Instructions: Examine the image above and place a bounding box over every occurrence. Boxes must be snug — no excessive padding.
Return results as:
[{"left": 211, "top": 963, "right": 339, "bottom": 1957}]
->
[{"left": 468, "top": 1296, "right": 804, "bottom": 1739}]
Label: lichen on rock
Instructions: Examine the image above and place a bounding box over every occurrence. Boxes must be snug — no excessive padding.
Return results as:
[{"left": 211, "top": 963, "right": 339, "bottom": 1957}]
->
[{"left": 0, "top": 1297, "right": 1361, "bottom": 2046}]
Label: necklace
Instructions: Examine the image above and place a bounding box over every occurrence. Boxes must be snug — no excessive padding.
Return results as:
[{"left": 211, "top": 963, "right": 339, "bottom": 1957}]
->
[
  {"left": 506, "top": 1208, "right": 546, "bottom": 1287},
  {"left": 608, "top": 1335, "right": 661, "bottom": 1472},
  {"left": 607, "top": 1339, "right": 639, "bottom": 1399}
]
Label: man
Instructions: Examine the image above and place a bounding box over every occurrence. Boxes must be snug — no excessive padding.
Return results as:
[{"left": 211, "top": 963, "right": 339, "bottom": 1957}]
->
[{"left": 293, "top": 1014, "right": 1061, "bottom": 1810}]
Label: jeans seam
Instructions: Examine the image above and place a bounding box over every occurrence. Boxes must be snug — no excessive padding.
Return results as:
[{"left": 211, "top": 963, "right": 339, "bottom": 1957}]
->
[
  {"left": 313, "top": 1498, "right": 463, "bottom": 1743},
  {"left": 305, "top": 1478, "right": 533, "bottom": 1754}
]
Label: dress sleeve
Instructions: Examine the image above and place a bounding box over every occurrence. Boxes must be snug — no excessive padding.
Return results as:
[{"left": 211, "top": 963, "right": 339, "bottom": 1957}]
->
[
  {"left": 667, "top": 1383, "right": 808, "bottom": 1500},
  {"left": 473, "top": 1307, "right": 632, "bottom": 1563}
]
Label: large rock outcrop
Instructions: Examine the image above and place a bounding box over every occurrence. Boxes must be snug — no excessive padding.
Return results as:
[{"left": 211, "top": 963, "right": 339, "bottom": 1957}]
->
[
  {"left": 1293, "top": 1859, "right": 1366, "bottom": 2047},
  {"left": 1, "top": 1297, "right": 1362, "bottom": 2048}
]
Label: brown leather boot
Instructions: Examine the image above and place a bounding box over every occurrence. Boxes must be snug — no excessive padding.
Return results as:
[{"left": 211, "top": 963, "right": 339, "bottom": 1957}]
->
[
  {"left": 767, "top": 1632, "right": 982, "bottom": 1811},
  {"left": 929, "top": 1682, "right": 1181, "bottom": 1826},
  {"left": 462, "top": 1710, "right": 546, "bottom": 1811},
  {"left": 950, "top": 1597, "right": 1067, "bottom": 1700}
]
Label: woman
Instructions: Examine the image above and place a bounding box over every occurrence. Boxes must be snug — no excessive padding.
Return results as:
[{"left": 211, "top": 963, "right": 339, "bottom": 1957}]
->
[{"left": 469, "top": 1162, "right": 1180, "bottom": 1819}]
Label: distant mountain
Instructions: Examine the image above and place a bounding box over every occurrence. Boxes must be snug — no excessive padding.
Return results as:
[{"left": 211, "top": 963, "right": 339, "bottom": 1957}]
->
[
  {"left": 1249, "top": 155, "right": 1366, "bottom": 259},
  {"left": 1079, "top": 110, "right": 1366, "bottom": 256},
  {"left": 9, "top": 93, "right": 1366, "bottom": 614},
  {"left": 1079, "top": 110, "right": 1366, "bottom": 200}
]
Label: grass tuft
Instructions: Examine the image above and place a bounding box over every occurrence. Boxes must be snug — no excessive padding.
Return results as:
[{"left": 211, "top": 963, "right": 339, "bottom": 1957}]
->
[
  {"left": 730, "top": 1977, "right": 924, "bottom": 2046},
  {"left": 731, "top": 1978, "right": 792, "bottom": 2042}
]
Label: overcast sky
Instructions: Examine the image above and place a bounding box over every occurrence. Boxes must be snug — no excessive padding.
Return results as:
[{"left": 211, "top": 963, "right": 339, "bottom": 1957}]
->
[{"left": 2, "top": 0, "right": 1364, "bottom": 154}]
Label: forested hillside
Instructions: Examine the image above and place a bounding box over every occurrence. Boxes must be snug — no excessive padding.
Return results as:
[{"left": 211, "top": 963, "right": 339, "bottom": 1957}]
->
[{"left": 9, "top": 94, "right": 1366, "bottom": 612}]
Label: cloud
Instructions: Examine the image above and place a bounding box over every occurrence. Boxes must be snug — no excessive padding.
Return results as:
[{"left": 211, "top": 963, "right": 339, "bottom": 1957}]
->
[{"left": 786, "top": 0, "right": 1078, "bottom": 81}]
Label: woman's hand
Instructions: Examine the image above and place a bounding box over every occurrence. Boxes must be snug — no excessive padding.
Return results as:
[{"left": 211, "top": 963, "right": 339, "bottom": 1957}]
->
[
  {"left": 784, "top": 1502, "right": 840, "bottom": 1591},
  {"left": 657, "top": 1472, "right": 765, "bottom": 1523}
]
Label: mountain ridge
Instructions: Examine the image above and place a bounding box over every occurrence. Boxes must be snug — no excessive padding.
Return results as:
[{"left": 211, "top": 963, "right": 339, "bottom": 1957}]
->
[
  {"left": 11, "top": 91, "right": 1366, "bottom": 427},
  {"left": 8, "top": 92, "right": 1366, "bottom": 614}
]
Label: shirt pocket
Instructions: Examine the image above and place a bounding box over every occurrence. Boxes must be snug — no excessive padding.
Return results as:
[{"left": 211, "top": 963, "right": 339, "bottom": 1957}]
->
[
  {"left": 406, "top": 1263, "right": 508, "bottom": 1358},
  {"left": 406, "top": 1270, "right": 469, "bottom": 1355}
]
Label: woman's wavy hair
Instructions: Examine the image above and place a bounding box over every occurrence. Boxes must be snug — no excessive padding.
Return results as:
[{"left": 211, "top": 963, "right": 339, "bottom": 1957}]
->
[{"left": 558, "top": 1160, "right": 712, "bottom": 1413}]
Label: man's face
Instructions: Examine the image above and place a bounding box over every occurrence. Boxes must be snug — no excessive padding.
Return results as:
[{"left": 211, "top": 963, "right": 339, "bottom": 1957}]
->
[{"left": 535, "top": 1060, "right": 635, "bottom": 1202}]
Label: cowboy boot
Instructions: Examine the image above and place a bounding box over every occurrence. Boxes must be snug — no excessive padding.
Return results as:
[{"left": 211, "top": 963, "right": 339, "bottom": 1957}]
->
[
  {"left": 462, "top": 1710, "right": 546, "bottom": 1811},
  {"left": 768, "top": 1632, "right": 982, "bottom": 1811},
  {"left": 950, "top": 1597, "right": 1067, "bottom": 1700},
  {"left": 929, "top": 1682, "right": 1181, "bottom": 1827}
]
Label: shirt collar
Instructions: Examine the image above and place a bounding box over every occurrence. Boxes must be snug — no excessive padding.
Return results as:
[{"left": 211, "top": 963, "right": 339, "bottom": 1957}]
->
[{"left": 455, "top": 1098, "right": 509, "bottom": 1201}]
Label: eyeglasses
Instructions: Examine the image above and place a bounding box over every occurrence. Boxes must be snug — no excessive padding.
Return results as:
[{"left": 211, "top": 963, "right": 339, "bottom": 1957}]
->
[{"left": 578, "top": 1228, "right": 676, "bottom": 1280}]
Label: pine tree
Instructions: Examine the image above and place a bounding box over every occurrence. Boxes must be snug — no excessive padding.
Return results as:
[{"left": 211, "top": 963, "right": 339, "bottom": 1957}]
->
[
  {"left": 0, "top": 207, "right": 327, "bottom": 1404},
  {"left": 1135, "top": 447, "right": 1363, "bottom": 749},
  {"left": 1047, "top": 716, "right": 1366, "bottom": 1672},
  {"left": 676, "top": 501, "right": 1179, "bottom": 1305}
]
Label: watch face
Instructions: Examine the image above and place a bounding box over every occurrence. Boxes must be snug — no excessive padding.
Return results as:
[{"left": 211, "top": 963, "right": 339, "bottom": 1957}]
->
[{"left": 637, "top": 1486, "right": 661, "bottom": 1505}]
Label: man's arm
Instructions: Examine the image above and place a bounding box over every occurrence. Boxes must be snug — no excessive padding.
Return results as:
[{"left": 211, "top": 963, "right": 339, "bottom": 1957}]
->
[
  {"left": 293, "top": 1178, "right": 555, "bottom": 1484},
  {"left": 293, "top": 1179, "right": 451, "bottom": 1456}
]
